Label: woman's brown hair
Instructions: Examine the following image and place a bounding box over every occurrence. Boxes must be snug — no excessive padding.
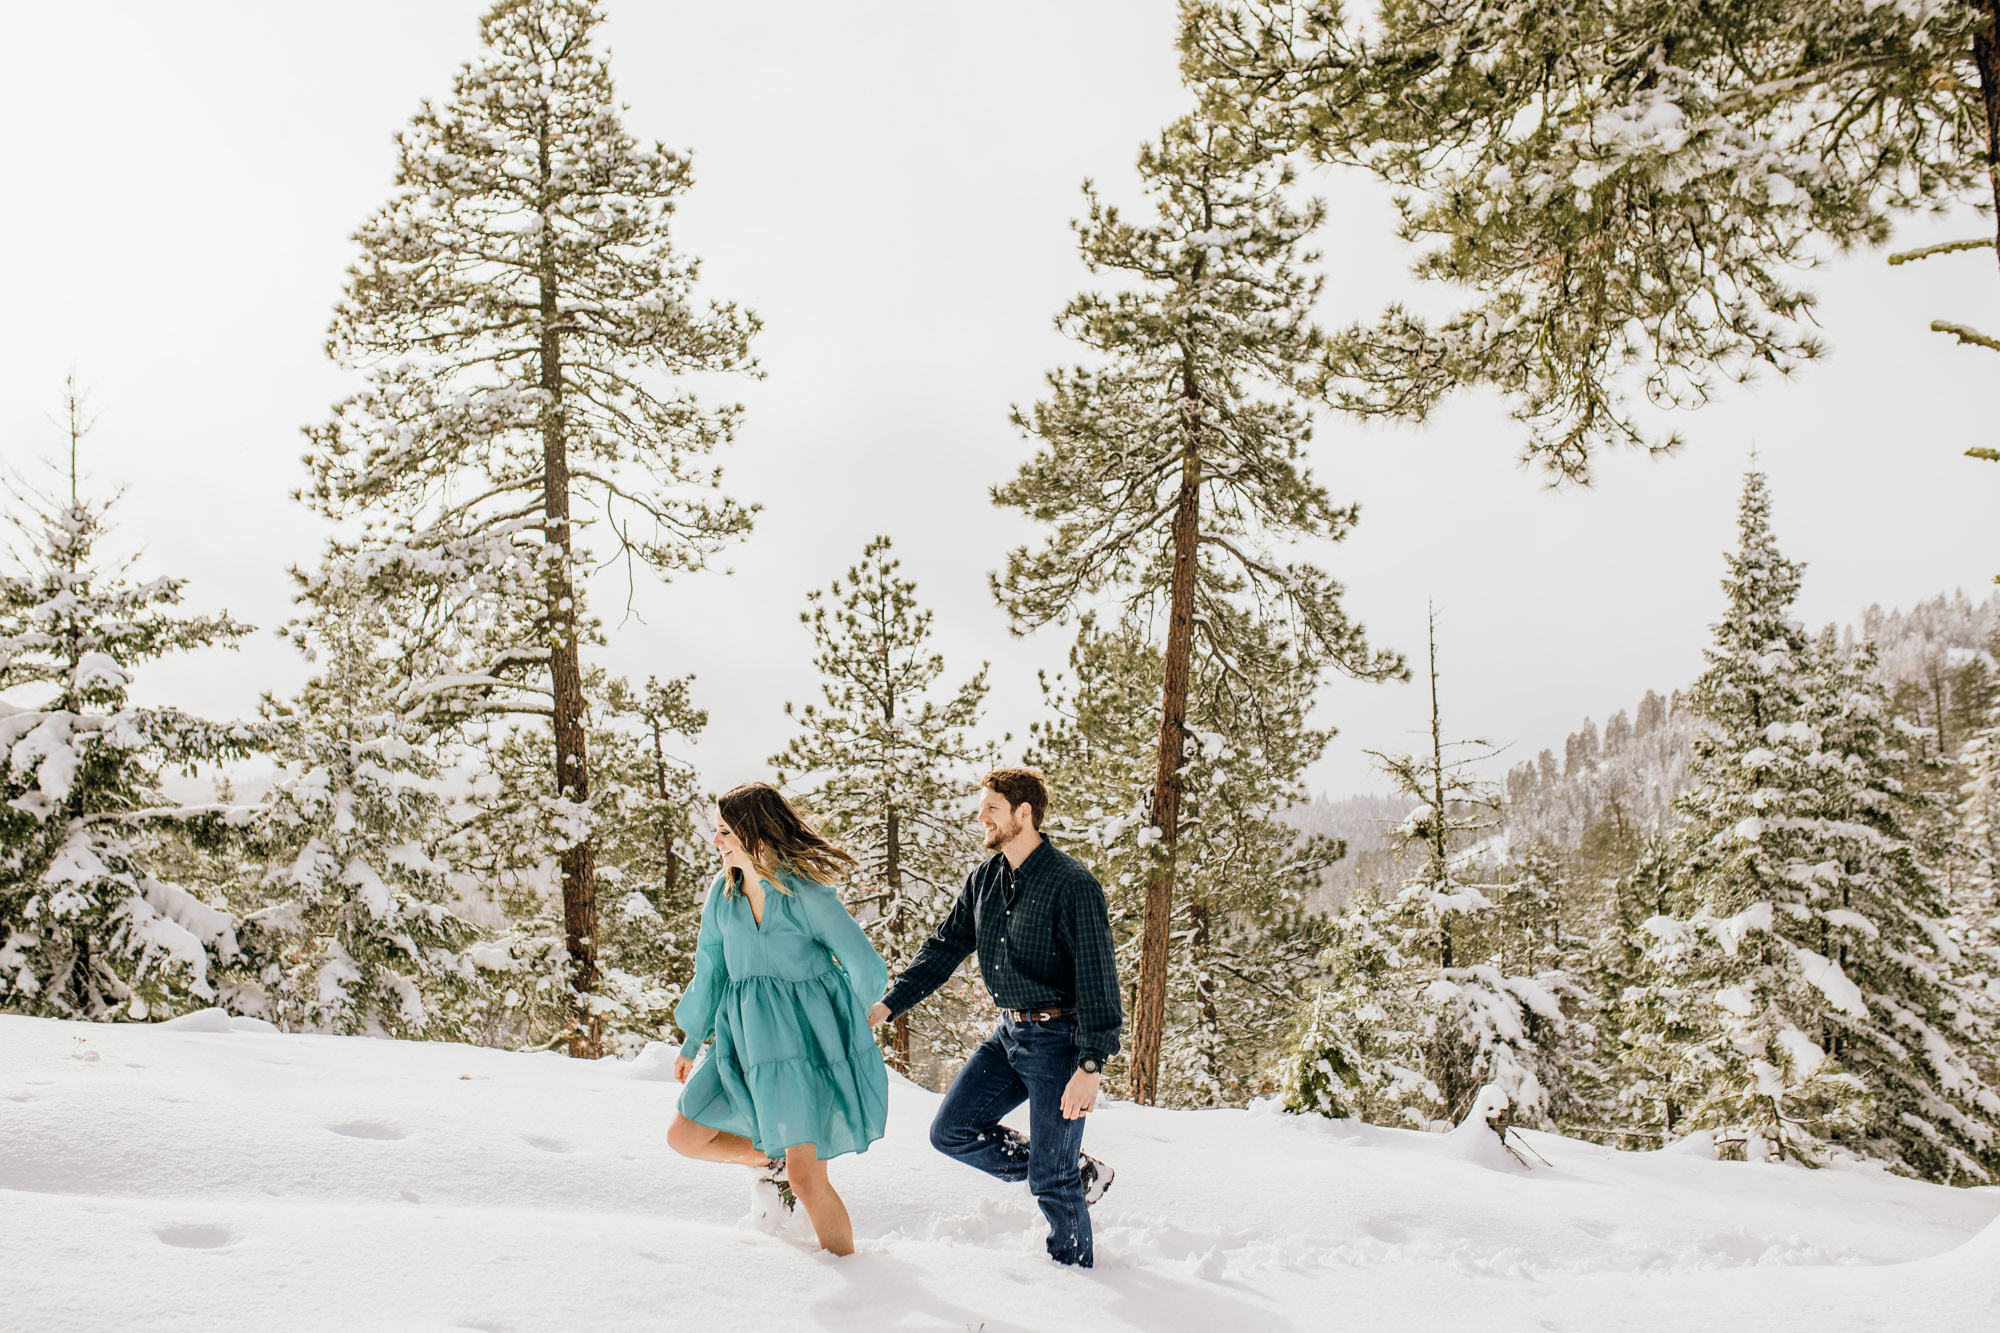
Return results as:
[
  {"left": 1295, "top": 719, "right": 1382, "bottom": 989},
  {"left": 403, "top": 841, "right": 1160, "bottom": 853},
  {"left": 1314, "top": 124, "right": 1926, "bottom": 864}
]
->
[{"left": 715, "top": 782, "right": 859, "bottom": 895}]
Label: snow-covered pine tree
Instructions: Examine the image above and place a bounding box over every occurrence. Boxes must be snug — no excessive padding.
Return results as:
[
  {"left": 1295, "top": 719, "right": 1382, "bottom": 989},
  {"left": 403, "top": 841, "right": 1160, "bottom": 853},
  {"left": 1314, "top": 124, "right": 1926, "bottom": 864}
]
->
[
  {"left": 1378, "top": 615, "right": 1568, "bottom": 1128},
  {"left": 1182, "top": 1, "right": 1998, "bottom": 473},
  {"left": 1584, "top": 837, "right": 1703, "bottom": 1147},
  {"left": 1806, "top": 627, "right": 2000, "bottom": 1179},
  {"left": 1493, "top": 846, "right": 1571, "bottom": 977},
  {"left": 1640, "top": 472, "right": 2000, "bottom": 1178},
  {"left": 0, "top": 390, "right": 260, "bottom": 1020},
  {"left": 1955, "top": 679, "right": 2000, "bottom": 1086},
  {"left": 1279, "top": 884, "right": 1435, "bottom": 1122},
  {"left": 1964, "top": 714, "right": 2000, "bottom": 907},
  {"left": 993, "top": 111, "right": 1401, "bottom": 1103},
  {"left": 1030, "top": 612, "right": 1344, "bottom": 1106},
  {"left": 1024, "top": 613, "right": 1160, "bottom": 910},
  {"left": 578, "top": 675, "right": 711, "bottom": 1057},
  {"left": 301, "top": 0, "right": 758, "bottom": 1056},
  {"left": 229, "top": 547, "right": 501, "bottom": 1039},
  {"left": 231, "top": 713, "right": 481, "bottom": 1039},
  {"left": 1634, "top": 474, "right": 1871, "bottom": 1165},
  {"left": 1287, "top": 611, "right": 1567, "bottom": 1129},
  {"left": 1166, "top": 610, "right": 1344, "bottom": 1105},
  {"left": 769, "top": 535, "right": 995, "bottom": 1079},
  {"left": 598, "top": 673, "right": 708, "bottom": 918},
  {"left": 454, "top": 670, "right": 709, "bottom": 1055}
]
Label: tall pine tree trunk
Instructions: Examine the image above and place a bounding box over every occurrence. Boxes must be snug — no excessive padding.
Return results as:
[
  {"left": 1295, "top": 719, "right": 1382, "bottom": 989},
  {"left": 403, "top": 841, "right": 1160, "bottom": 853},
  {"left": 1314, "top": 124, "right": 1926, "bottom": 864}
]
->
[
  {"left": 885, "top": 803, "right": 912, "bottom": 1074},
  {"left": 1132, "top": 398, "right": 1202, "bottom": 1106},
  {"left": 1978, "top": 2, "right": 2000, "bottom": 271},
  {"left": 1427, "top": 610, "right": 1453, "bottom": 975},
  {"left": 540, "top": 132, "right": 599, "bottom": 1060},
  {"left": 880, "top": 660, "right": 913, "bottom": 1075}
]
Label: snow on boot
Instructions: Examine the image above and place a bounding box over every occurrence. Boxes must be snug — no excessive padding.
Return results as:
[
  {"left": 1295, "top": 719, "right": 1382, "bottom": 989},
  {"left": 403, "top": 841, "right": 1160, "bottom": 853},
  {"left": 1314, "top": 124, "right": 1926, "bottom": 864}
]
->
[
  {"left": 760, "top": 1157, "right": 798, "bottom": 1212},
  {"left": 1080, "top": 1152, "right": 1115, "bottom": 1205},
  {"left": 744, "top": 1159, "right": 796, "bottom": 1230}
]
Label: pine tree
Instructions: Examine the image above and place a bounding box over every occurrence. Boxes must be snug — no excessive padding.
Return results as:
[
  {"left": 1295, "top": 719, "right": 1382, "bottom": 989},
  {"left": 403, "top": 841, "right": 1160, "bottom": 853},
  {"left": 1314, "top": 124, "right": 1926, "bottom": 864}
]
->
[
  {"left": 232, "top": 548, "right": 492, "bottom": 1039},
  {"left": 1028, "top": 611, "right": 1342, "bottom": 1106},
  {"left": 1495, "top": 847, "right": 1570, "bottom": 978},
  {"left": 300, "top": 0, "right": 758, "bottom": 1056},
  {"left": 0, "top": 388, "right": 260, "bottom": 1020},
  {"left": 770, "top": 536, "right": 996, "bottom": 1079},
  {"left": 1817, "top": 631, "right": 2000, "bottom": 1178},
  {"left": 1955, "top": 684, "right": 2000, "bottom": 1086},
  {"left": 994, "top": 112, "right": 1400, "bottom": 1102},
  {"left": 1586, "top": 837, "right": 1701, "bottom": 1147},
  {"left": 1168, "top": 615, "right": 1344, "bottom": 1105},
  {"left": 1286, "top": 612, "right": 1567, "bottom": 1129},
  {"left": 598, "top": 673, "right": 708, "bottom": 917},
  {"left": 231, "top": 713, "right": 482, "bottom": 1039},
  {"left": 584, "top": 675, "right": 711, "bottom": 1058},
  {"left": 1634, "top": 474, "right": 1871, "bottom": 1164},
  {"left": 1639, "top": 473, "right": 2000, "bottom": 1178},
  {"left": 1280, "top": 885, "right": 1435, "bottom": 1122},
  {"left": 1379, "top": 617, "right": 1569, "bottom": 1128},
  {"left": 454, "top": 670, "right": 709, "bottom": 1055},
  {"left": 1182, "top": 1, "right": 1999, "bottom": 473}
]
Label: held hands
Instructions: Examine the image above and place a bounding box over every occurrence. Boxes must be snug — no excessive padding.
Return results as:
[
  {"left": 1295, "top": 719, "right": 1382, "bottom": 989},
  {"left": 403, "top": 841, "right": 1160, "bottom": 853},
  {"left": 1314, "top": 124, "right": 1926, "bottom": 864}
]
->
[
  {"left": 1061, "top": 1068, "right": 1100, "bottom": 1120},
  {"left": 868, "top": 1002, "right": 891, "bottom": 1027},
  {"left": 674, "top": 1055, "right": 693, "bottom": 1084}
]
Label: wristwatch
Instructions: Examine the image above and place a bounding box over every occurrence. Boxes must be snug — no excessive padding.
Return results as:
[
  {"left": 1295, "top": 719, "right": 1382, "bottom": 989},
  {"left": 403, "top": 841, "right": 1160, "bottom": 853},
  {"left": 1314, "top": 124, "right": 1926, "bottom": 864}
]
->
[{"left": 1077, "top": 1057, "right": 1102, "bottom": 1075}]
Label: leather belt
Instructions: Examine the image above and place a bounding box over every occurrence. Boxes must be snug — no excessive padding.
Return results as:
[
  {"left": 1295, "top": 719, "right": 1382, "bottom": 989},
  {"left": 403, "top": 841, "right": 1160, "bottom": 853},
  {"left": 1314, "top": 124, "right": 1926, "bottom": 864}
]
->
[{"left": 1005, "top": 1007, "right": 1071, "bottom": 1022}]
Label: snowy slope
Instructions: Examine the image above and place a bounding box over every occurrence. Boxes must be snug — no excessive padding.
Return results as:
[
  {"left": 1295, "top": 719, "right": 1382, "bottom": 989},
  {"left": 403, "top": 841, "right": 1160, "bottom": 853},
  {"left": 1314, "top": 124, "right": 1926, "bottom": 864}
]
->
[{"left": 2, "top": 1014, "right": 1995, "bottom": 1333}]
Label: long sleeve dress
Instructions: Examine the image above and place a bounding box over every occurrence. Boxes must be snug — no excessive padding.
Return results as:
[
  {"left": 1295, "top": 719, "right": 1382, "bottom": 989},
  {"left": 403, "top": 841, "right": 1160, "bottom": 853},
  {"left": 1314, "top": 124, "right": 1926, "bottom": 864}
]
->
[{"left": 673, "top": 867, "right": 890, "bottom": 1161}]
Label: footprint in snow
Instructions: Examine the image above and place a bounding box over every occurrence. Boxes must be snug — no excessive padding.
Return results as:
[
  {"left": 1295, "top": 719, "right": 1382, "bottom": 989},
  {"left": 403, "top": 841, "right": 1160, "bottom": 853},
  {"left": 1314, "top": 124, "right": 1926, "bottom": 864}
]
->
[
  {"left": 155, "top": 1224, "right": 237, "bottom": 1250},
  {"left": 522, "top": 1134, "right": 572, "bottom": 1154},
  {"left": 327, "top": 1120, "right": 409, "bottom": 1141}
]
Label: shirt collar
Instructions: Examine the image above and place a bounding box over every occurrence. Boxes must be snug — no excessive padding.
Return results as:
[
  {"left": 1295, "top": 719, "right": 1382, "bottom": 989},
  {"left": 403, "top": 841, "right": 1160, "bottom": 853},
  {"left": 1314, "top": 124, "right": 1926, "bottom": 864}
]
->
[{"left": 1010, "top": 836, "right": 1055, "bottom": 879}]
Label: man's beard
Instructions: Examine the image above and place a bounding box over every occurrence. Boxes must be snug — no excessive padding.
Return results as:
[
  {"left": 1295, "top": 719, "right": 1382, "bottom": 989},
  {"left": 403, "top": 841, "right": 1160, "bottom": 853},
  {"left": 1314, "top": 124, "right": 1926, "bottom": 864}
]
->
[{"left": 983, "top": 814, "right": 1020, "bottom": 849}]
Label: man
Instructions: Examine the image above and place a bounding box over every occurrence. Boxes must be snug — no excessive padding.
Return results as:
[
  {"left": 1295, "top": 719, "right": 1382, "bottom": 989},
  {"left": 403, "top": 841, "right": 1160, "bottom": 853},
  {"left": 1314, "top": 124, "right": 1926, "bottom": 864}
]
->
[{"left": 869, "top": 766, "right": 1122, "bottom": 1268}]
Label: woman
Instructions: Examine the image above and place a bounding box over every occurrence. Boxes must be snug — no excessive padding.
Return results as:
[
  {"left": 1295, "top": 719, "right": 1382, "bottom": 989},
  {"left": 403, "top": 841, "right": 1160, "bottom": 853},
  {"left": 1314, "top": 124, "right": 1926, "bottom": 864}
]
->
[{"left": 666, "top": 782, "right": 889, "bottom": 1256}]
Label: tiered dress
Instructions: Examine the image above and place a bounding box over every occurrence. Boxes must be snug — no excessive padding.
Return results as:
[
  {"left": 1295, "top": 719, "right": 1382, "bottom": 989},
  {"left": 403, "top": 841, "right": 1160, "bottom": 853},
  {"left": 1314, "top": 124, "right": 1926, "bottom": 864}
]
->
[{"left": 674, "top": 868, "right": 889, "bottom": 1161}]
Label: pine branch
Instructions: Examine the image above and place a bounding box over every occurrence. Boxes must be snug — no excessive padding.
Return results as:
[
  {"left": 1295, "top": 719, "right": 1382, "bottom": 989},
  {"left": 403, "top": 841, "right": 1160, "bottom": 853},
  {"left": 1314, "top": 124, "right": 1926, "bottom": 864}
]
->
[
  {"left": 1886, "top": 239, "right": 1994, "bottom": 265},
  {"left": 1931, "top": 320, "right": 2000, "bottom": 352}
]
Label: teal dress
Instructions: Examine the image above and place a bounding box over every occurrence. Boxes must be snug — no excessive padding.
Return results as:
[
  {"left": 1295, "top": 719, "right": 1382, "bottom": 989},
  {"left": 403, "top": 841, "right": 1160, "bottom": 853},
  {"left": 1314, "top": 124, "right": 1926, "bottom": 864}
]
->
[{"left": 675, "top": 868, "right": 889, "bottom": 1160}]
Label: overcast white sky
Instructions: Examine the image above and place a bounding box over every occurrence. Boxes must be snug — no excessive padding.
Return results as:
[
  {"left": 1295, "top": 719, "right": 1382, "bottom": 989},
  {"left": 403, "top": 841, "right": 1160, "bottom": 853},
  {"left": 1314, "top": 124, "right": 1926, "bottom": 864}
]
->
[{"left": 5, "top": 0, "right": 1997, "bottom": 802}]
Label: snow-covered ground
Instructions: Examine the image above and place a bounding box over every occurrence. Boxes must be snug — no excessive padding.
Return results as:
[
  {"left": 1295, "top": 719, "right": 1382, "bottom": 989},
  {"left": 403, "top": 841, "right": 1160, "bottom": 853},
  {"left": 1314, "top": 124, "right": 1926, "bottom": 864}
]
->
[{"left": 2, "top": 1014, "right": 1995, "bottom": 1332}]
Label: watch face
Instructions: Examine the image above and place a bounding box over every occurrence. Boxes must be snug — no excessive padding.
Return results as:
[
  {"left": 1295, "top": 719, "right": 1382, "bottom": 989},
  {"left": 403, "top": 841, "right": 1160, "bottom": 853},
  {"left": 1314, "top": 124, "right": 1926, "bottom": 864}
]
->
[{"left": 1080, "top": 1059, "right": 1101, "bottom": 1074}]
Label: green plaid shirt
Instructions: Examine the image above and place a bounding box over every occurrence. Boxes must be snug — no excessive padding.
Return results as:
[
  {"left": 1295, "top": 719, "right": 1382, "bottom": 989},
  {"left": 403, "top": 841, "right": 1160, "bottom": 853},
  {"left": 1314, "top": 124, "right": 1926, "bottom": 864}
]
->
[{"left": 881, "top": 837, "right": 1123, "bottom": 1066}]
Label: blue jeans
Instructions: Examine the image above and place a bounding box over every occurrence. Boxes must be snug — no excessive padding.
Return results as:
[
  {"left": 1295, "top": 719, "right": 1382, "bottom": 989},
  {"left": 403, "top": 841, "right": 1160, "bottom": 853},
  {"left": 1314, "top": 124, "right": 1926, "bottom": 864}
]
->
[{"left": 929, "top": 1014, "right": 1093, "bottom": 1266}]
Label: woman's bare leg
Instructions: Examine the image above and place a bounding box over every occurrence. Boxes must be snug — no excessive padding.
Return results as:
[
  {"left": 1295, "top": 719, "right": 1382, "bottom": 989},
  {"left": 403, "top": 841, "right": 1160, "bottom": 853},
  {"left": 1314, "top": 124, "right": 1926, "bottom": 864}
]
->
[
  {"left": 667, "top": 1114, "right": 769, "bottom": 1166},
  {"left": 784, "top": 1144, "right": 854, "bottom": 1256}
]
